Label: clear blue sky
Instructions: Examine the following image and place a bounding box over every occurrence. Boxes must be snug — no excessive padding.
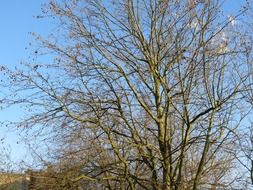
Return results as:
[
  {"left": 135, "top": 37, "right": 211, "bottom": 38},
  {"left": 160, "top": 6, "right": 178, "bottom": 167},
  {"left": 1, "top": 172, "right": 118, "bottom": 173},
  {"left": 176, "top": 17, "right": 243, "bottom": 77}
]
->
[
  {"left": 0, "top": 0, "right": 247, "bottom": 166},
  {"left": 0, "top": 0, "right": 51, "bottom": 165}
]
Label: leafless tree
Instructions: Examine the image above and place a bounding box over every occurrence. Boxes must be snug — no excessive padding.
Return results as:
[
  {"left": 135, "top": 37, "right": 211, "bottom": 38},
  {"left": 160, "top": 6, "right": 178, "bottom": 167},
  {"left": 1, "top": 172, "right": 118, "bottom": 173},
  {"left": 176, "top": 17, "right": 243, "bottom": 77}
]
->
[{"left": 2, "top": 0, "right": 253, "bottom": 189}]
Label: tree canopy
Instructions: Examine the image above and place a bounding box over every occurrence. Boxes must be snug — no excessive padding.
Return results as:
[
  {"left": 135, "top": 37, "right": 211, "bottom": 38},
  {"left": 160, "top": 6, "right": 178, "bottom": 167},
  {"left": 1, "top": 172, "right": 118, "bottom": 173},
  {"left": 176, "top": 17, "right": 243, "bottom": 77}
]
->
[{"left": 2, "top": 0, "right": 253, "bottom": 189}]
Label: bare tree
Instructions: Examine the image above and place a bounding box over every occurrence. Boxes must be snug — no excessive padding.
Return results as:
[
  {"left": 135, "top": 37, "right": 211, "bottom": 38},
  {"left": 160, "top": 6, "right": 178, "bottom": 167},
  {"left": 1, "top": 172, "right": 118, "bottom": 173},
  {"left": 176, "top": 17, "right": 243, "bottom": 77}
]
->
[{"left": 2, "top": 0, "right": 253, "bottom": 189}]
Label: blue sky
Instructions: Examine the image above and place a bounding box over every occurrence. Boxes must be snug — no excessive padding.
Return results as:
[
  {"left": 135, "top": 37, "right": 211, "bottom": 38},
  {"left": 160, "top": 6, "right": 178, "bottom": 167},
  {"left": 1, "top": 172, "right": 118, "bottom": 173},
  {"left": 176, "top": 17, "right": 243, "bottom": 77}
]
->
[
  {"left": 0, "top": 0, "right": 247, "bottom": 165},
  {"left": 0, "top": 0, "right": 51, "bottom": 164},
  {"left": 0, "top": 1, "right": 50, "bottom": 67}
]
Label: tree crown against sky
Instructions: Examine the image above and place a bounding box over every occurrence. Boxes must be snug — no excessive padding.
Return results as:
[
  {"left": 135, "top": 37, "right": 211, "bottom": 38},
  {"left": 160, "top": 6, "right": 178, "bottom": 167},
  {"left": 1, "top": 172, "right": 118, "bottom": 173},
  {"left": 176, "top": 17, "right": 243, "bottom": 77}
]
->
[{"left": 1, "top": 0, "right": 253, "bottom": 189}]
